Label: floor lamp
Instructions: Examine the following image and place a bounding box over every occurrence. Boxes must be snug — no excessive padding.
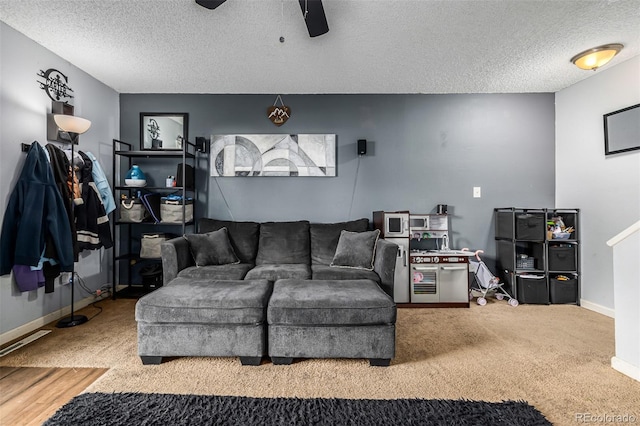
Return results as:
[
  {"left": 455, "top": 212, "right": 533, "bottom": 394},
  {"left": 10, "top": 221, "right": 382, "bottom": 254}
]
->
[{"left": 53, "top": 114, "right": 92, "bottom": 328}]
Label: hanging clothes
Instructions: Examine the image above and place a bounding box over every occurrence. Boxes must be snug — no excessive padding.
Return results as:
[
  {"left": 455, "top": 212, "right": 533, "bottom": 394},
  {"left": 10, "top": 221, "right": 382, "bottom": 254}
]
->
[
  {"left": 85, "top": 151, "right": 116, "bottom": 215},
  {"left": 45, "top": 143, "right": 79, "bottom": 260},
  {"left": 75, "top": 151, "right": 113, "bottom": 251},
  {"left": 12, "top": 265, "right": 45, "bottom": 292},
  {"left": 64, "top": 149, "right": 84, "bottom": 204},
  {"left": 0, "top": 142, "right": 74, "bottom": 277}
]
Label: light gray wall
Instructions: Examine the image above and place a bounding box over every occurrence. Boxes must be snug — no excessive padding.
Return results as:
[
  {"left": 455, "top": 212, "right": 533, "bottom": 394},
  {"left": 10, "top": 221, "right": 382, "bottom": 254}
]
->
[
  {"left": 556, "top": 55, "right": 640, "bottom": 314},
  {"left": 120, "top": 93, "right": 555, "bottom": 263},
  {"left": 0, "top": 22, "right": 119, "bottom": 336}
]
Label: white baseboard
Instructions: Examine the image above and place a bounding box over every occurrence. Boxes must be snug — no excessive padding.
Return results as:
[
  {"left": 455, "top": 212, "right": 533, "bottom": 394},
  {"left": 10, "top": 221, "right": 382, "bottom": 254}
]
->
[
  {"left": 0, "top": 293, "right": 110, "bottom": 346},
  {"left": 580, "top": 299, "right": 615, "bottom": 318},
  {"left": 611, "top": 356, "right": 640, "bottom": 382}
]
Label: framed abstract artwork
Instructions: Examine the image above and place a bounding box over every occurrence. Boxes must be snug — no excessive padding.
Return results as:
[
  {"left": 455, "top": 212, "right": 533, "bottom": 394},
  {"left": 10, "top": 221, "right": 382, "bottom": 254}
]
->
[{"left": 210, "top": 134, "right": 336, "bottom": 177}]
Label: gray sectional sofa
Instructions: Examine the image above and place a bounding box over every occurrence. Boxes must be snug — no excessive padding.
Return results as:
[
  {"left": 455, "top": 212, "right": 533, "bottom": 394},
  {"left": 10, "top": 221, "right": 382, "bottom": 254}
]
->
[{"left": 135, "top": 218, "right": 398, "bottom": 366}]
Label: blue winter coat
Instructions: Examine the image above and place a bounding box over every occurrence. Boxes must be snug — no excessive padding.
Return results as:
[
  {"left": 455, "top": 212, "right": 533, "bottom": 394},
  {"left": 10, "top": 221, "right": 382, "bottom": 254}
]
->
[{"left": 0, "top": 142, "right": 74, "bottom": 275}]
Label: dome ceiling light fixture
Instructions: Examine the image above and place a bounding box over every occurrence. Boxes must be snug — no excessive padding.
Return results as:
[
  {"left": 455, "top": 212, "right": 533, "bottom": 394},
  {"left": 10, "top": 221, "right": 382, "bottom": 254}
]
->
[{"left": 570, "top": 43, "right": 624, "bottom": 71}]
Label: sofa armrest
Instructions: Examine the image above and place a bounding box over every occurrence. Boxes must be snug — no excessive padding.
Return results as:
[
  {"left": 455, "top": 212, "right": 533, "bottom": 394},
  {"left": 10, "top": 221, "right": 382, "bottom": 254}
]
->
[
  {"left": 161, "top": 237, "right": 193, "bottom": 286},
  {"left": 374, "top": 239, "right": 398, "bottom": 298}
]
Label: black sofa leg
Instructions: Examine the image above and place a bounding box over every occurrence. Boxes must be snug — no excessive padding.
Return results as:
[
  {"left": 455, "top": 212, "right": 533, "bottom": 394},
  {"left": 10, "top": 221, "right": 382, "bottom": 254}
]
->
[
  {"left": 271, "top": 357, "right": 294, "bottom": 365},
  {"left": 140, "top": 356, "right": 163, "bottom": 365},
  {"left": 369, "top": 358, "right": 391, "bottom": 367},
  {"left": 239, "top": 356, "right": 262, "bottom": 366}
]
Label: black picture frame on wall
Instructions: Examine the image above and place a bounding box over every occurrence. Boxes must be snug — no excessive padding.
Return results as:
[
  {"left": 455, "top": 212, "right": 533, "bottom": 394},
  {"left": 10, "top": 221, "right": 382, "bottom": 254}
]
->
[
  {"left": 604, "top": 104, "right": 640, "bottom": 156},
  {"left": 140, "top": 113, "right": 188, "bottom": 151}
]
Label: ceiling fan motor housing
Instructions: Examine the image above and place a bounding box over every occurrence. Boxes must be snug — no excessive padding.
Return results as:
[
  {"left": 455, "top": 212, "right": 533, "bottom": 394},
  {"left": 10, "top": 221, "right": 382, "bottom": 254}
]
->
[
  {"left": 195, "top": 0, "right": 227, "bottom": 10},
  {"left": 195, "top": 0, "right": 329, "bottom": 37}
]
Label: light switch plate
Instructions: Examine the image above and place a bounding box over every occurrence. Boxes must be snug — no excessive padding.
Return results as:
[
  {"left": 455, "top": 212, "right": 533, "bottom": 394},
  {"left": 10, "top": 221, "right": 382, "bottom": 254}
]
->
[{"left": 473, "top": 187, "right": 481, "bottom": 198}]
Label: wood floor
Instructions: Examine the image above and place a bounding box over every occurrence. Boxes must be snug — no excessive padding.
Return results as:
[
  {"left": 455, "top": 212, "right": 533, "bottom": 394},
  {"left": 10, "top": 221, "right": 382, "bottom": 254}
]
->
[{"left": 0, "top": 366, "right": 107, "bottom": 426}]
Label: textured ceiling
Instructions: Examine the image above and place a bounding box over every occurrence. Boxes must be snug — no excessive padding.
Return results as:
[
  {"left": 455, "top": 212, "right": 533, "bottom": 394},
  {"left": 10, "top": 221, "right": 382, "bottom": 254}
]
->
[{"left": 1, "top": 0, "right": 639, "bottom": 94}]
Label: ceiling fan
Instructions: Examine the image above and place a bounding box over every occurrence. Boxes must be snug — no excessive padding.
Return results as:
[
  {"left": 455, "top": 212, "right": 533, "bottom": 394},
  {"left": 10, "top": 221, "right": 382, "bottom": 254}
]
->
[{"left": 195, "top": 0, "right": 329, "bottom": 37}]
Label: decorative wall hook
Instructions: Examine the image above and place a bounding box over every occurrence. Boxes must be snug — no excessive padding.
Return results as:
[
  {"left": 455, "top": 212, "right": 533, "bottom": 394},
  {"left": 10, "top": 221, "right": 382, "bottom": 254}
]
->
[{"left": 267, "top": 95, "right": 291, "bottom": 127}]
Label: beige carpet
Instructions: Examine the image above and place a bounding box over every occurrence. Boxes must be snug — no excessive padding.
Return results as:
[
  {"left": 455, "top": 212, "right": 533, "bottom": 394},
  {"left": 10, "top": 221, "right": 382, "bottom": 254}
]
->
[{"left": 2, "top": 298, "right": 638, "bottom": 426}]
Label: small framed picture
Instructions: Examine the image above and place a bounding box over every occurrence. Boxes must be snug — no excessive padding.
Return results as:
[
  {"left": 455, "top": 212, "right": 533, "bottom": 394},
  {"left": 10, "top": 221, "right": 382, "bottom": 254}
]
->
[
  {"left": 140, "top": 113, "right": 188, "bottom": 151},
  {"left": 604, "top": 104, "right": 640, "bottom": 156}
]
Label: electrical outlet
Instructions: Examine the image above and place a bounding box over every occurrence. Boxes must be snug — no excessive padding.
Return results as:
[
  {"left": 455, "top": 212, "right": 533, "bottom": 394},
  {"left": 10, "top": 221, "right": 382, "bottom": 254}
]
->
[
  {"left": 473, "top": 187, "right": 481, "bottom": 198},
  {"left": 60, "top": 272, "right": 72, "bottom": 285}
]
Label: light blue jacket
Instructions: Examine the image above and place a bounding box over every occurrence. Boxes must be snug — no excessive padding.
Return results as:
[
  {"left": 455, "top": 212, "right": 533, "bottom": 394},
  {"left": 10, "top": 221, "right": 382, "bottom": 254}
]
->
[{"left": 85, "top": 151, "right": 116, "bottom": 215}]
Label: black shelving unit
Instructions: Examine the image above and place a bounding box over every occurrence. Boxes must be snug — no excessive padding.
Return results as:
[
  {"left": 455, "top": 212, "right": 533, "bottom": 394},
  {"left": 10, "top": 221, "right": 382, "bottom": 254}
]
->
[
  {"left": 111, "top": 139, "right": 197, "bottom": 298},
  {"left": 494, "top": 208, "right": 580, "bottom": 305}
]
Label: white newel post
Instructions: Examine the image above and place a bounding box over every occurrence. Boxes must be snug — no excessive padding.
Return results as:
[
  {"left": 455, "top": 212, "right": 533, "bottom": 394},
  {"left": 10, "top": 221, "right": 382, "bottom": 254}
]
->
[{"left": 607, "top": 220, "right": 640, "bottom": 382}]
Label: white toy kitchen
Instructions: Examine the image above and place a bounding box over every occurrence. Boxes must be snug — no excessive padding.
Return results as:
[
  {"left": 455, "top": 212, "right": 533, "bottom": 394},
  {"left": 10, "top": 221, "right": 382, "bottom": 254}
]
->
[{"left": 373, "top": 210, "right": 471, "bottom": 308}]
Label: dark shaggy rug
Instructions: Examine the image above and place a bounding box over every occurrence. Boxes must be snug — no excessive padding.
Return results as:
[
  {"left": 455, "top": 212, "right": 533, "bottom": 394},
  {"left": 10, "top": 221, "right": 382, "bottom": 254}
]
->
[{"left": 44, "top": 392, "right": 551, "bottom": 425}]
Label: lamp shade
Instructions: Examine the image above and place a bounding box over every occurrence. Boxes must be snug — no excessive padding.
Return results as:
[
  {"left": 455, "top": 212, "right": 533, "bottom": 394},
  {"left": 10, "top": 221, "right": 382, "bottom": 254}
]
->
[
  {"left": 571, "top": 44, "right": 623, "bottom": 71},
  {"left": 53, "top": 115, "right": 92, "bottom": 135}
]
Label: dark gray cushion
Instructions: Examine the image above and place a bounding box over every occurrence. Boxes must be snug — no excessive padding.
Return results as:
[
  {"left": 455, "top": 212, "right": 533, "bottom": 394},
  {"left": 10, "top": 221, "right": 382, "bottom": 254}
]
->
[
  {"left": 198, "top": 219, "right": 260, "bottom": 264},
  {"left": 311, "top": 264, "right": 380, "bottom": 282},
  {"left": 184, "top": 228, "right": 239, "bottom": 266},
  {"left": 136, "top": 278, "right": 272, "bottom": 324},
  {"left": 310, "top": 218, "right": 369, "bottom": 265},
  {"left": 177, "top": 263, "right": 253, "bottom": 280},
  {"left": 267, "top": 279, "right": 396, "bottom": 326},
  {"left": 256, "top": 221, "right": 310, "bottom": 265},
  {"left": 268, "top": 324, "right": 395, "bottom": 360},
  {"left": 245, "top": 264, "right": 311, "bottom": 281},
  {"left": 330, "top": 229, "right": 380, "bottom": 270}
]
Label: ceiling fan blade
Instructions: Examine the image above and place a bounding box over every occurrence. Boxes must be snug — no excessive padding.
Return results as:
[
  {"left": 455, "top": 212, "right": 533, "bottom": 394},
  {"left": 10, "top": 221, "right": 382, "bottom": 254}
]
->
[
  {"left": 298, "top": 0, "right": 329, "bottom": 37},
  {"left": 195, "top": 0, "right": 227, "bottom": 10}
]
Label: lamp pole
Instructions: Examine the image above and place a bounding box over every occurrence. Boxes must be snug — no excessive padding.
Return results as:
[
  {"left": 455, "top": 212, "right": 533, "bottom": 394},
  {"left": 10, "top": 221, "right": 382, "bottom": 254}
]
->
[{"left": 53, "top": 114, "right": 91, "bottom": 328}]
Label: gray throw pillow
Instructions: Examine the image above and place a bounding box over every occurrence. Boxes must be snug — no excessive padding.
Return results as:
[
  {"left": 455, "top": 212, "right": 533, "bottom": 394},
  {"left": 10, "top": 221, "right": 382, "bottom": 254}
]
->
[
  {"left": 184, "top": 228, "right": 240, "bottom": 266},
  {"left": 330, "top": 229, "right": 380, "bottom": 271}
]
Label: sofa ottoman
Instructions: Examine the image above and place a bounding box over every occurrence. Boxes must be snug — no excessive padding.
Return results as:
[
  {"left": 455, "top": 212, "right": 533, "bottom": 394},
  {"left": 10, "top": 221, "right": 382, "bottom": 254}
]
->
[
  {"left": 135, "top": 278, "right": 272, "bottom": 366},
  {"left": 267, "top": 279, "right": 396, "bottom": 366}
]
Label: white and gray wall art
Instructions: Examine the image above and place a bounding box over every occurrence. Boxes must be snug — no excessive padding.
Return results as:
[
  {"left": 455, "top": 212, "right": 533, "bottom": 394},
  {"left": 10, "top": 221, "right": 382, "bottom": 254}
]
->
[{"left": 210, "top": 134, "right": 336, "bottom": 177}]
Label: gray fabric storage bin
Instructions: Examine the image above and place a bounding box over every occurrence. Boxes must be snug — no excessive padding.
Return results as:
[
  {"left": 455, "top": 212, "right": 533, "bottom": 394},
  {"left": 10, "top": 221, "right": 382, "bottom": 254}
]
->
[
  {"left": 140, "top": 233, "right": 171, "bottom": 259},
  {"left": 548, "top": 245, "right": 577, "bottom": 271},
  {"left": 550, "top": 277, "right": 578, "bottom": 304},
  {"left": 160, "top": 198, "right": 193, "bottom": 223},
  {"left": 516, "top": 275, "right": 548, "bottom": 304},
  {"left": 119, "top": 198, "right": 149, "bottom": 222},
  {"left": 515, "top": 213, "right": 545, "bottom": 240}
]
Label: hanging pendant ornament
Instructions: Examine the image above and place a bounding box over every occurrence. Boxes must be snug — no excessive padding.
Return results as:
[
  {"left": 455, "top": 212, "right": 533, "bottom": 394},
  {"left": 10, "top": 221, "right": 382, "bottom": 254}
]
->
[{"left": 267, "top": 95, "right": 291, "bottom": 127}]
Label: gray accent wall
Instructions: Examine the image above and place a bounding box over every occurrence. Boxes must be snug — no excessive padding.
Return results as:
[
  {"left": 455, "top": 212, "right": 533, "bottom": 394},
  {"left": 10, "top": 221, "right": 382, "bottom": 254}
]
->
[
  {"left": 0, "top": 22, "right": 119, "bottom": 337},
  {"left": 120, "top": 93, "right": 555, "bottom": 264}
]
